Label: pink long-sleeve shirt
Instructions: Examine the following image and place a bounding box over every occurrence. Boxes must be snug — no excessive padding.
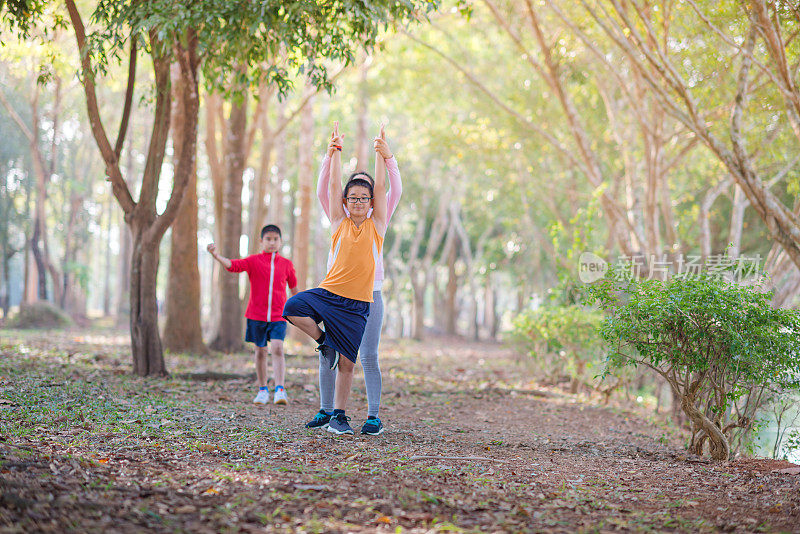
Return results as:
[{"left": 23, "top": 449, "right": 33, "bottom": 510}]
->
[{"left": 316, "top": 154, "right": 402, "bottom": 290}]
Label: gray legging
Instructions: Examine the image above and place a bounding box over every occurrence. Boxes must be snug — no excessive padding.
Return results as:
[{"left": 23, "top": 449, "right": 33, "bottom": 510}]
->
[{"left": 318, "top": 290, "right": 383, "bottom": 418}]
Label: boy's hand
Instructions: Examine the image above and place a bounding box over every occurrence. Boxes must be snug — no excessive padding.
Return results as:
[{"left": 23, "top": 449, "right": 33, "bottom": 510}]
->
[
  {"left": 374, "top": 123, "right": 392, "bottom": 159},
  {"left": 207, "top": 243, "right": 218, "bottom": 256}
]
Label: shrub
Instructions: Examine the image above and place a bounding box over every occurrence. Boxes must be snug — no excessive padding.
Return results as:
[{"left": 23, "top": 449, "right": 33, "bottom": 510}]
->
[
  {"left": 588, "top": 274, "right": 800, "bottom": 460},
  {"left": 511, "top": 305, "right": 607, "bottom": 393},
  {"left": 8, "top": 301, "right": 72, "bottom": 329}
]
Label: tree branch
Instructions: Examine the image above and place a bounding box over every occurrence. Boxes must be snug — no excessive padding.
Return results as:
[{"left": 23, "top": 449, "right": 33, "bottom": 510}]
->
[
  {"left": 114, "top": 38, "right": 137, "bottom": 160},
  {"left": 64, "top": 0, "right": 135, "bottom": 215}
]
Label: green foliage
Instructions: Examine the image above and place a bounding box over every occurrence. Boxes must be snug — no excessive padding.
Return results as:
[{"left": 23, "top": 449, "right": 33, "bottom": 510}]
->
[
  {"left": 8, "top": 301, "right": 72, "bottom": 328},
  {"left": 19, "top": 0, "right": 439, "bottom": 97},
  {"left": 588, "top": 273, "right": 800, "bottom": 458},
  {"left": 589, "top": 274, "right": 800, "bottom": 389},
  {"left": 511, "top": 304, "right": 606, "bottom": 387}
]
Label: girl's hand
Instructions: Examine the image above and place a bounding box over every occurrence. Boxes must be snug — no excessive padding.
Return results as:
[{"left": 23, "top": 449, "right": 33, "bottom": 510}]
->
[
  {"left": 327, "top": 121, "right": 344, "bottom": 157},
  {"left": 373, "top": 124, "right": 392, "bottom": 159},
  {"left": 207, "top": 243, "right": 218, "bottom": 256}
]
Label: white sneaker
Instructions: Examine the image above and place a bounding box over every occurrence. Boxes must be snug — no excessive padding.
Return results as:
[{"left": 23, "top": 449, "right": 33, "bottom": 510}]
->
[
  {"left": 273, "top": 388, "right": 288, "bottom": 405},
  {"left": 253, "top": 389, "right": 270, "bottom": 404}
]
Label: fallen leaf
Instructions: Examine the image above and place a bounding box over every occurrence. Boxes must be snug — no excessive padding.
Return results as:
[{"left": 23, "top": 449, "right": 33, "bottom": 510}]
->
[
  {"left": 202, "top": 487, "right": 220, "bottom": 495},
  {"left": 376, "top": 516, "right": 392, "bottom": 524}
]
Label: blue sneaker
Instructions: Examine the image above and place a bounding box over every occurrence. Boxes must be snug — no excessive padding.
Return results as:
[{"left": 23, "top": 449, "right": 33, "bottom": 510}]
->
[
  {"left": 316, "top": 344, "right": 339, "bottom": 370},
  {"left": 327, "top": 413, "right": 354, "bottom": 435},
  {"left": 305, "top": 410, "right": 332, "bottom": 429},
  {"left": 360, "top": 416, "right": 384, "bottom": 436}
]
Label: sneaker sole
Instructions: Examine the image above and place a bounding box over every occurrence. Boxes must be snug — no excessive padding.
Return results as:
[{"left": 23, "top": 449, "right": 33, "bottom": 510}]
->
[
  {"left": 361, "top": 427, "right": 384, "bottom": 436},
  {"left": 327, "top": 426, "right": 354, "bottom": 435},
  {"left": 330, "top": 352, "right": 340, "bottom": 370},
  {"left": 305, "top": 422, "right": 330, "bottom": 429},
  {"left": 274, "top": 400, "right": 288, "bottom": 405},
  {"left": 253, "top": 400, "right": 268, "bottom": 405}
]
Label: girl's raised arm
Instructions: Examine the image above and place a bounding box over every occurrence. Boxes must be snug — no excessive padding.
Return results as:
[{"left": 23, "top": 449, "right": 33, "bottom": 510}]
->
[
  {"left": 317, "top": 127, "right": 343, "bottom": 221},
  {"left": 371, "top": 124, "right": 389, "bottom": 235},
  {"left": 316, "top": 153, "right": 332, "bottom": 221},
  {"left": 328, "top": 122, "right": 346, "bottom": 229}
]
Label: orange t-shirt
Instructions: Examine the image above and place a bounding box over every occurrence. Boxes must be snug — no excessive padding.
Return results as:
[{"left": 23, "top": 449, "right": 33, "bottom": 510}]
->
[{"left": 319, "top": 217, "right": 384, "bottom": 303}]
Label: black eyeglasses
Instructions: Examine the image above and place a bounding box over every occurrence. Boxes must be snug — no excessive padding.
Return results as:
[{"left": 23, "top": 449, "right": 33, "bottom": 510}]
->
[{"left": 346, "top": 197, "right": 373, "bottom": 204}]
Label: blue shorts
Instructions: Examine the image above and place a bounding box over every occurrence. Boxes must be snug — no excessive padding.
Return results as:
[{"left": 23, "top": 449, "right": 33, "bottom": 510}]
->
[
  {"left": 245, "top": 319, "right": 287, "bottom": 347},
  {"left": 282, "top": 287, "right": 369, "bottom": 363}
]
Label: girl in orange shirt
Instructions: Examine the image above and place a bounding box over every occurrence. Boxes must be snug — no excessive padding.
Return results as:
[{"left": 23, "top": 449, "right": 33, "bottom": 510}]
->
[{"left": 283, "top": 121, "right": 389, "bottom": 435}]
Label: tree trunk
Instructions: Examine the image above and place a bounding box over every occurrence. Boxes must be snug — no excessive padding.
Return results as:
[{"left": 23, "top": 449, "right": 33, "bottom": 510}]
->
[
  {"left": 66, "top": 3, "right": 200, "bottom": 373},
  {"left": 354, "top": 59, "right": 370, "bottom": 169},
  {"left": 130, "top": 229, "right": 166, "bottom": 376},
  {"left": 249, "top": 115, "right": 274, "bottom": 254},
  {"left": 269, "top": 100, "right": 287, "bottom": 226},
  {"left": 727, "top": 184, "right": 747, "bottom": 258},
  {"left": 60, "top": 192, "right": 83, "bottom": 314},
  {"left": 683, "top": 397, "right": 730, "bottom": 461},
  {"left": 102, "top": 195, "right": 112, "bottom": 315},
  {"left": 163, "top": 62, "right": 206, "bottom": 354},
  {"left": 294, "top": 92, "right": 315, "bottom": 290},
  {"left": 445, "top": 234, "right": 458, "bottom": 336},
  {"left": 700, "top": 179, "right": 731, "bottom": 263},
  {"left": 485, "top": 272, "right": 498, "bottom": 341},
  {"left": 411, "top": 277, "right": 426, "bottom": 340},
  {"left": 30, "top": 219, "right": 47, "bottom": 300},
  {"left": 209, "top": 92, "right": 248, "bottom": 352},
  {"left": 21, "top": 182, "right": 35, "bottom": 305},
  {"left": 116, "top": 210, "right": 132, "bottom": 327},
  {"left": 1, "top": 253, "right": 9, "bottom": 319}
]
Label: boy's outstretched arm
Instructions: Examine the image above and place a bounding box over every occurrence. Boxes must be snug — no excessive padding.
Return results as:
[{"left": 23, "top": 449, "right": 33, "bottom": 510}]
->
[
  {"left": 372, "top": 124, "right": 389, "bottom": 235},
  {"left": 329, "top": 121, "right": 346, "bottom": 228},
  {"left": 207, "top": 243, "right": 232, "bottom": 270}
]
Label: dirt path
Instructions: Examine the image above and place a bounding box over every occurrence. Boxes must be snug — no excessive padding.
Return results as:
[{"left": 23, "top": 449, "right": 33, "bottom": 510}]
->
[{"left": 1, "top": 330, "right": 798, "bottom": 532}]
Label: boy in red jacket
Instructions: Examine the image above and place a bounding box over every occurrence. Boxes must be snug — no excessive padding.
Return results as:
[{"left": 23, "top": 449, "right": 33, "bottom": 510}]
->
[{"left": 207, "top": 224, "right": 298, "bottom": 405}]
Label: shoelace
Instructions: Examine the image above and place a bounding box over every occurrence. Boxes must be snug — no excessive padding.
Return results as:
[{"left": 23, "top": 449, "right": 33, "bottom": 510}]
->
[
  {"left": 314, "top": 412, "right": 329, "bottom": 421},
  {"left": 335, "top": 414, "right": 351, "bottom": 424}
]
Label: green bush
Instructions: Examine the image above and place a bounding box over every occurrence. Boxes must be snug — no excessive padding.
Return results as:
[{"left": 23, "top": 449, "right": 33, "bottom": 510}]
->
[
  {"left": 8, "top": 301, "right": 72, "bottom": 329},
  {"left": 588, "top": 274, "right": 800, "bottom": 460},
  {"left": 511, "top": 305, "right": 607, "bottom": 393}
]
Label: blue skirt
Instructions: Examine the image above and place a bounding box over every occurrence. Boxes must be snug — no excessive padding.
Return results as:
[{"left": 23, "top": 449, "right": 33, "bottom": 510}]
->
[{"left": 283, "top": 288, "right": 370, "bottom": 362}]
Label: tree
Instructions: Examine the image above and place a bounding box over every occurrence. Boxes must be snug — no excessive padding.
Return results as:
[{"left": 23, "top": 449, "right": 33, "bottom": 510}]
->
[
  {"left": 0, "top": 49, "right": 66, "bottom": 304},
  {"left": 163, "top": 57, "right": 205, "bottom": 354},
  {"left": 573, "top": 0, "right": 800, "bottom": 271},
  {"left": 590, "top": 273, "right": 800, "bottom": 460},
  {"left": 3, "top": 0, "right": 441, "bottom": 374}
]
